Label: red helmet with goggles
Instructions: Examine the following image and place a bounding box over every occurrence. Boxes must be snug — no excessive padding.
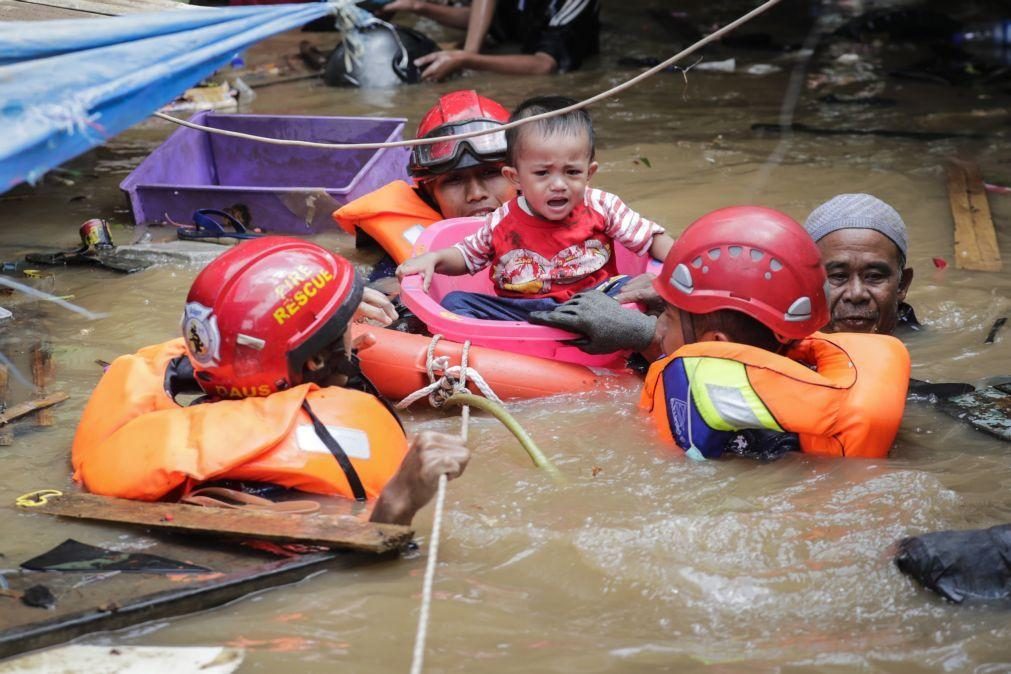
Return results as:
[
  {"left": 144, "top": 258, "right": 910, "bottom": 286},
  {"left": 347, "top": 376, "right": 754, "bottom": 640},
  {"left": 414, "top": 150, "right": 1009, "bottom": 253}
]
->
[
  {"left": 409, "top": 90, "right": 509, "bottom": 180},
  {"left": 653, "top": 206, "right": 829, "bottom": 340},
  {"left": 182, "top": 237, "right": 363, "bottom": 399}
]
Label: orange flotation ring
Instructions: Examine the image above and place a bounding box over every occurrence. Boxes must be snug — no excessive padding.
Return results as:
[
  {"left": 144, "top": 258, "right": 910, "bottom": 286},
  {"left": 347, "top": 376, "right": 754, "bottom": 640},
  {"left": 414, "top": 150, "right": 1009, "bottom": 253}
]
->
[
  {"left": 640, "top": 331, "right": 909, "bottom": 458},
  {"left": 353, "top": 325, "right": 633, "bottom": 401},
  {"left": 72, "top": 339, "right": 407, "bottom": 501},
  {"left": 332, "top": 180, "right": 442, "bottom": 264}
]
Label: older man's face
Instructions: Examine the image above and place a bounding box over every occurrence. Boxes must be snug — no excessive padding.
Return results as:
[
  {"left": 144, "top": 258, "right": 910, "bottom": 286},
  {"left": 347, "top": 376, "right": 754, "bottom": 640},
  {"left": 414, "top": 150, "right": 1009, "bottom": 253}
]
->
[{"left": 818, "top": 229, "right": 913, "bottom": 335}]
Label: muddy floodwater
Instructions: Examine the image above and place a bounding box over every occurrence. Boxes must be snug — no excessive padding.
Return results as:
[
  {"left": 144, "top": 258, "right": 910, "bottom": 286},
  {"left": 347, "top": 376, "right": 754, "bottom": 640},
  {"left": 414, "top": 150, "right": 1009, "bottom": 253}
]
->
[{"left": 1, "top": 0, "right": 1010, "bottom": 671}]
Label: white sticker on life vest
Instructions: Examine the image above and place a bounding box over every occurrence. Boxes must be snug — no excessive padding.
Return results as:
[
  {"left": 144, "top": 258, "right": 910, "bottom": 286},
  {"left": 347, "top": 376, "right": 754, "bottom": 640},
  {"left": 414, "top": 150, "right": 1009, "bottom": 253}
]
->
[
  {"left": 296, "top": 425, "right": 371, "bottom": 459},
  {"left": 671, "top": 398, "right": 688, "bottom": 441},
  {"left": 403, "top": 224, "right": 425, "bottom": 244}
]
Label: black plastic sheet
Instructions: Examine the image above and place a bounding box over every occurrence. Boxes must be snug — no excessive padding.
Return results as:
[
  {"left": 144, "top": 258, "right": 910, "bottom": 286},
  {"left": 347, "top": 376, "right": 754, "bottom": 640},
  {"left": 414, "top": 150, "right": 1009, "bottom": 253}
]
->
[
  {"left": 895, "top": 524, "right": 1011, "bottom": 603},
  {"left": 21, "top": 540, "right": 210, "bottom": 574}
]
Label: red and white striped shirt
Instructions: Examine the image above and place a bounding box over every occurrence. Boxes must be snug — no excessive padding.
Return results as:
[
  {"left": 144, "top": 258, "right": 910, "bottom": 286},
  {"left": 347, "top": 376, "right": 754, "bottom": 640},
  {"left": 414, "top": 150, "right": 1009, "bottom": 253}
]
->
[{"left": 453, "top": 189, "right": 664, "bottom": 301}]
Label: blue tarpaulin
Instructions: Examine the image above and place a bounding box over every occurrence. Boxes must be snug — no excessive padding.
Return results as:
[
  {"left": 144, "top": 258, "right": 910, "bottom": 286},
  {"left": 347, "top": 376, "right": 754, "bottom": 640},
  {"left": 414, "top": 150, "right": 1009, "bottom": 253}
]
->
[{"left": 0, "top": 3, "right": 337, "bottom": 193}]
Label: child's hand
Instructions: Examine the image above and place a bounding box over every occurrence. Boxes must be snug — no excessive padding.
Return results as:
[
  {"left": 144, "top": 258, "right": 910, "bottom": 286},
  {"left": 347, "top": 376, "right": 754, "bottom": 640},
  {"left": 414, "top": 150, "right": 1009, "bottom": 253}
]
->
[{"left": 396, "top": 253, "right": 439, "bottom": 292}]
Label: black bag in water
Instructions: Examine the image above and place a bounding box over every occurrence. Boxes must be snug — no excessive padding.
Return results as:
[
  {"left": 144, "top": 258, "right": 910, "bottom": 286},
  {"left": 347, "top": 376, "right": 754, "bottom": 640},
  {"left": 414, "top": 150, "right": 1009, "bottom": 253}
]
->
[
  {"left": 324, "top": 22, "right": 439, "bottom": 87},
  {"left": 894, "top": 524, "right": 1011, "bottom": 603}
]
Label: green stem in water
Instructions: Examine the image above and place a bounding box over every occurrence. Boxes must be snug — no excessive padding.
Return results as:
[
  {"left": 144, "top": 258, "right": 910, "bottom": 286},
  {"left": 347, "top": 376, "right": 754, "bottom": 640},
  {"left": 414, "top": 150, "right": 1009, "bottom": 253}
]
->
[{"left": 444, "top": 393, "right": 562, "bottom": 481}]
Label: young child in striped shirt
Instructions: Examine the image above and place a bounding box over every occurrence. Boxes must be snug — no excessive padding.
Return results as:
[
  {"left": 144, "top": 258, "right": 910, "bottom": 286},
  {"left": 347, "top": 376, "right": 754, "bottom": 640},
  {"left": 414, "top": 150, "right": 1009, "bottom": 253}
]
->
[{"left": 396, "top": 95, "right": 674, "bottom": 321}]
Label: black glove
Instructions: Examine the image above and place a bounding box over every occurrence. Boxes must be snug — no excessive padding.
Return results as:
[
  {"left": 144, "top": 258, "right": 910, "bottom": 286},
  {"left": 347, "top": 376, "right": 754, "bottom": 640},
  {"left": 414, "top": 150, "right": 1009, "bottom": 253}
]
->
[{"left": 529, "top": 290, "right": 657, "bottom": 355}]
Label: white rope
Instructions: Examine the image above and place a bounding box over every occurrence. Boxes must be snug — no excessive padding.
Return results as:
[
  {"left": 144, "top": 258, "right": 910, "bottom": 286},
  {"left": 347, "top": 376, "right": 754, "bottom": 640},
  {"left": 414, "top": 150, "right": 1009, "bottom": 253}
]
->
[
  {"left": 395, "top": 335, "right": 502, "bottom": 410},
  {"left": 153, "top": 0, "right": 782, "bottom": 151},
  {"left": 409, "top": 471, "right": 446, "bottom": 674},
  {"left": 406, "top": 336, "right": 481, "bottom": 674},
  {"left": 399, "top": 5, "right": 785, "bottom": 669},
  {"left": 457, "top": 339, "right": 470, "bottom": 442}
]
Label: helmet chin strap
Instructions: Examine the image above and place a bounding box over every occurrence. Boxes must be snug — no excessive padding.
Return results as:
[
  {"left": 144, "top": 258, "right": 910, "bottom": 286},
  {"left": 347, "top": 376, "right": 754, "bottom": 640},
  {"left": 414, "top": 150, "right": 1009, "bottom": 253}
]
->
[
  {"left": 303, "top": 340, "right": 370, "bottom": 392},
  {"left": 301, "top": 336, "right": 406, "bottom": 432}
]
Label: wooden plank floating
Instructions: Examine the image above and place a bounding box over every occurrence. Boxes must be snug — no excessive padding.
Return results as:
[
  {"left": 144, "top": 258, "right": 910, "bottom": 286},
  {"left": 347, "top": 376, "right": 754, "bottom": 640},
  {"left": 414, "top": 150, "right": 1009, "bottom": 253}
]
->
[
  {"left": 1, "top": 0, "right": 188, "bottom": 18},
  {"left": 946, "top": 159, "right": 1003, "bottom": 272},
  {"left": 0, "top": 646, "right": 245, "bottom": 674},
  {"left": 30, "top": 342, "right": 54, "bottom": 427},
  {"left": 4, "top": 490, "right": 412, "bottom": 657},
  {"left": 0, "top": 392, "right": 68, "bottom": 426},
  {"left": 0, "top": 548, "right": 344, "bottom": 660},
  {"left": 21, "top": 492, "right": 413, "bottom": 554},
  {"left": 0, "top": 365, "right": 12, "bottom": 445}
]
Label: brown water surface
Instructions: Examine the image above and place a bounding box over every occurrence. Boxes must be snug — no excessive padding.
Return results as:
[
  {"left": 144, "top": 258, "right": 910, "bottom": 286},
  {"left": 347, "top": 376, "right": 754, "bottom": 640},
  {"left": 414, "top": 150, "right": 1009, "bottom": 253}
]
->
[{"left": 1, "top": 1, "right": 1010, "bottom": 670}]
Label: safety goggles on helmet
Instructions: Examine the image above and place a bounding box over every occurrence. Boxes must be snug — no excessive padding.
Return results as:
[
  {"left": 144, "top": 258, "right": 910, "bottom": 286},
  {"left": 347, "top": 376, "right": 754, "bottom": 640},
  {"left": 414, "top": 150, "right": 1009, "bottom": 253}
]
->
[{"left": 410, "top": 119, "right": 507, "bottom": 177}]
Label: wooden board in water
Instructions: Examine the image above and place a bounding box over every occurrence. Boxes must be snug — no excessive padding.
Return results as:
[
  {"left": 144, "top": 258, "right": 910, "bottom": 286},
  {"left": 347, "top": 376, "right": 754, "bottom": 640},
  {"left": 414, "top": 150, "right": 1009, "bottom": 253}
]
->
[
  {"left": 946, "top": 159, "right": 1002, "bottom": 272},
  {"left": 0, "top": 533, "right": 373, "bottom": 660},
  {"left": 0, "top": 645, "right": 244, "bottom": 673},
  {"left": 24, "top": 492, "right": 412, "bottom": 554},
  {"left": 0, "top": 0, "right": 186, "bottom": 21}
]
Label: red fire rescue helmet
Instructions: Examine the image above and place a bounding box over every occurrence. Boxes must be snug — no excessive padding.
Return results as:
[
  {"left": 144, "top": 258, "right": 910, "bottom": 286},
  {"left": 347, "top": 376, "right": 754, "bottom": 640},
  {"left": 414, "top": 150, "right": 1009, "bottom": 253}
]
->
[
  {"left": 654, "top": 206, "right": 829, "bottom": 339},
  {"left": 182, "top": 237, "right": 362, "bottom": 399}
]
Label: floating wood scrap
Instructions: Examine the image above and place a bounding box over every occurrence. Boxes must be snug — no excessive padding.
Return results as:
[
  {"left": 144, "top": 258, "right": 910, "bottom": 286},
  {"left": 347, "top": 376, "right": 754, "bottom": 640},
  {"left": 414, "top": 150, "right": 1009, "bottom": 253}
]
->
[
  {"left": 0, "top": 546, "right": 341, "bottom": 660},
  {"left": 946, "top": 159, "right": 1003, "bottom": 272},
  {"left": 0, "top": 646, "right": 244, "bottom": 674},
  {"left": 0, "top": 392, "right": 68, "bottom": 426},
  {"left": 30, "top": 341, "right": 54, "bottom": 427},
  {"left": 20, "top": 492, "right": 413, "bottom": 554},
  {"left": 0, "top": 0, "right": 188, "bottom": 20},
  {"left": 985, "top": 317, "right": 1007, "bottom": 345},
  {"left": 0, "top": 365, "right": 12, "bottom": 445}
]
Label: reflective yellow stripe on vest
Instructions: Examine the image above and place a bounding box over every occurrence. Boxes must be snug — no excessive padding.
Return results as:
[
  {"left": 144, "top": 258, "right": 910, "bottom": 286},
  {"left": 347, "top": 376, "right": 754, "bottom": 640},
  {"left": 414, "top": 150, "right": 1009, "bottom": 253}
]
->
[{"left": 683, "top": 357, "right": 784, "bottom": 433}]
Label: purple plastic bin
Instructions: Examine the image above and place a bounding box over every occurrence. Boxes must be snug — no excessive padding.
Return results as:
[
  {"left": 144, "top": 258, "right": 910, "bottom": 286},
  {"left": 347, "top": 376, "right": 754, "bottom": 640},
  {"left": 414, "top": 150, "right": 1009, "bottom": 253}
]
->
[{"left": 121, "top": 112, "right": 410, "bottom": 233}]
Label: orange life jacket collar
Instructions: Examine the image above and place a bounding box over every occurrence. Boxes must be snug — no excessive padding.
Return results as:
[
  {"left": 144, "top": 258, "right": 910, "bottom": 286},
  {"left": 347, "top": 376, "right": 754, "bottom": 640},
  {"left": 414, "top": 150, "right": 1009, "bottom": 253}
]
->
[{"left": 332, "top": 181, "right": 443, "bottom": 264}]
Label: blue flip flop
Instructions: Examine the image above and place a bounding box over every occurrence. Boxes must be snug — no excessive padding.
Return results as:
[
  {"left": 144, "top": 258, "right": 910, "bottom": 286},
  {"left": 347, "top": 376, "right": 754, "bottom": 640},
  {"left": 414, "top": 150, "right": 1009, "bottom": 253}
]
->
[{"left": 178, "top": 209, "right": 260, "bottom": 241}]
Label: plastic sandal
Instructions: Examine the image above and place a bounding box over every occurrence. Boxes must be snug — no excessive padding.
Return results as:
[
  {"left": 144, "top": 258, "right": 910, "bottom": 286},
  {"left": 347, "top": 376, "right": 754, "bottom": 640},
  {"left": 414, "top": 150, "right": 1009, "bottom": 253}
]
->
[{"left": 177, "top": 209, "right": 261, "bottom": 242}]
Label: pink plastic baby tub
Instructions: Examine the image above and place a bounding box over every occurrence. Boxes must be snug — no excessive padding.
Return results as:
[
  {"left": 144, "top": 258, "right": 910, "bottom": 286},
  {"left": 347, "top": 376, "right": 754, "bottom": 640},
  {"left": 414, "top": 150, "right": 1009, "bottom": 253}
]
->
[{"left": 399, "top": 217, "right": 662, "bottom": 369}]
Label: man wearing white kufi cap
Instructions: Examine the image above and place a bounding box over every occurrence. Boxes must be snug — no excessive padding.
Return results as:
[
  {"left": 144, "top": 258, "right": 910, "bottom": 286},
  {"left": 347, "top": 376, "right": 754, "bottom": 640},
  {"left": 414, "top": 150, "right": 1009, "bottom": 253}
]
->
[{"left": 805, "top": 193, "right": 917, "bottom": 336}]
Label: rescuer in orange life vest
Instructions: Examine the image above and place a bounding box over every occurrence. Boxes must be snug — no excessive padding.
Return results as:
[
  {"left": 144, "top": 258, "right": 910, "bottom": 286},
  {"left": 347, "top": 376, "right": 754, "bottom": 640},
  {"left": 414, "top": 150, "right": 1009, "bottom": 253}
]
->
[
  {"left": 72, "top": 237, "right": 469, "bottom": 525},
  {"left": 530, "top": 207, "right": 911, "bottom": 459},
  {"left": 332, "top": 89, "right": 516, "bottom": 287}
]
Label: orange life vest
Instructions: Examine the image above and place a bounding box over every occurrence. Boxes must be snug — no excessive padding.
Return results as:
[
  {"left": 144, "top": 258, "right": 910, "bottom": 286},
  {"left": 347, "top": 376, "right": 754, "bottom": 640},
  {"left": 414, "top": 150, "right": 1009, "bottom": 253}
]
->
[
  {"left": 640, "top": 332, "right": 909, "bottom": 458},
  {"left": 332, "top": 180, "right": 442, "bottom": 264},
  {"left": 72, "top": 340, "right": 408, "bottom": 501}
]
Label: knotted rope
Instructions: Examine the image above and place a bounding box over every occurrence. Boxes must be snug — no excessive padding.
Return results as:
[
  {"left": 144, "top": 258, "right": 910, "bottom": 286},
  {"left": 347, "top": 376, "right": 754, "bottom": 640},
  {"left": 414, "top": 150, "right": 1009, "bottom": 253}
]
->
[
  {"left": 395, "top": 335, "right": 501, "bottom": 410},
  {"left": 403, "top": 335, "right": 559, "bottom": 673},
  {"left": 406, "top": 336, "right": 474, "bottom": 674}
]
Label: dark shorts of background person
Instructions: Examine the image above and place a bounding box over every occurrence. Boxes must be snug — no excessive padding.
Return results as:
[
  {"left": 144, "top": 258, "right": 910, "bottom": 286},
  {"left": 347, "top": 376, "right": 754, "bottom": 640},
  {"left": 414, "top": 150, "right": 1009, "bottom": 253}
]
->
[
  {"left": 490, "top": 0, "right": 600, "bottom": 72},
  {"left": 442, "top": 274, "right": 630, "bottom": 321}
]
